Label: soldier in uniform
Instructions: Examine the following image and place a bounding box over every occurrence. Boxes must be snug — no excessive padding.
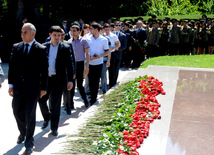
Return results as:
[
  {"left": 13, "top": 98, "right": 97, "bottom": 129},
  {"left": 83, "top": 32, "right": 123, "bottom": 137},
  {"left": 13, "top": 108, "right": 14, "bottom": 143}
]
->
[
  {"left": 180, "top": 20, "right": 192, "bottom": 55},
  {"left": 195, "top": 21, "right": 201, "bottom": 54},
  {"left": 146, "top": 20, "right": 160, "bottom": 58},
  {"left": 157, "top": 20, "right": 162, "bottom": 28},
  {"left": 159, "top": 21, "right": 170, "bottom": 56},
  {"left": 207, "top": 18, "right": 212, "bottom": 54},
  {"left": 188, "top": 21, "right": 196, "bottom": 55},
  {"left": 199, "top": 21, "right": 208, "bottom": 54},
  {"left": 177, "top": 19, "right": 181, "bottom": 26},
  {"left": 148, "top": 18, "right": 153, "bottom": 28},
  {"left": 208, "top": 20, "right": 214, "bottom": 54},
  {"left": 165, "top": 17, "right": 172, "bottom": 30},
  {"left": 168, "top": 18, "right": 181, "bottom": 55},
  {"left": 207, "top": 18, "right": 212, "bottom": 28}
]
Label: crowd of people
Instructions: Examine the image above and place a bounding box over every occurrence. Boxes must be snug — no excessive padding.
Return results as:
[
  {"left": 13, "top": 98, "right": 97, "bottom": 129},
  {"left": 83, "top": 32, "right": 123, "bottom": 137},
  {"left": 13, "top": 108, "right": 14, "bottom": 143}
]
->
[{"left": 0, "top": 14, "right": 213, "bottom": 154}]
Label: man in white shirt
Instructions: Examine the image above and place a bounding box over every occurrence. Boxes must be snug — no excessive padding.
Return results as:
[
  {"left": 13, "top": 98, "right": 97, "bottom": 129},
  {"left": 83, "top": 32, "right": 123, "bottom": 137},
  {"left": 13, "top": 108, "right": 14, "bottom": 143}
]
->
[
  {"left": 103, "top": 23, "right": 120, "bottom": 88},
  {"left": 85, "top": 23, "right": 109, "bottom": 105}
]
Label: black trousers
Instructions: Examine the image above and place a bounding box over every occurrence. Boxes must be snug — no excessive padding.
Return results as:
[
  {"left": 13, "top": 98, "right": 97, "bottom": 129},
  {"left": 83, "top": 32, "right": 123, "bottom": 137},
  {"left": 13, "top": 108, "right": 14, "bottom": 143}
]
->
[
  {"left": 180, "top": 42, "right": 190, "bottom": 55},
  {"left": 147, "top": 44, "right": 159, "bottom": 58},
  {"left": 70, "top": 61, "right": 87, "bottom": 104},
  {"left": 108, "top": 52, "right": 121, "bottom": 88},
  {"left": 159, "top": 42, "right": 169, "bottom": 56},
  {"left": 12, "top": 92, "right": 39, "bottom": 148},
  {"left": 114, "top": 57, "right": 121, "bottom": 87},
  {"left": 169, "top": 43, "right": 179, "bottom": 55},
  {"left": 108, "top": 52, "right": 115, "bottom": 88},
  {"left": 132, "top": 46, "right": 144, "bottom": 68},
  {"left": 124, "top": 48, "right": 132, "bottom": 67},
  {"left": 38, "top": 76, "right": 63, "bottom": 131},
  {"left": 88, "top": 64, "right": 102, "bottom": 104},
  {"left": 62, "top": 82, "right": 71, "bottom": 109}
]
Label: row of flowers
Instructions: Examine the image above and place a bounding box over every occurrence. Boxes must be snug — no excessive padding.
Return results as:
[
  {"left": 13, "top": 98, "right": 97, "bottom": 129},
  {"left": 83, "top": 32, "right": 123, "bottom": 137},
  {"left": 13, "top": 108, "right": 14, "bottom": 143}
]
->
[{"left": 93, "top": 75, "right": 165, "bottom": 155}]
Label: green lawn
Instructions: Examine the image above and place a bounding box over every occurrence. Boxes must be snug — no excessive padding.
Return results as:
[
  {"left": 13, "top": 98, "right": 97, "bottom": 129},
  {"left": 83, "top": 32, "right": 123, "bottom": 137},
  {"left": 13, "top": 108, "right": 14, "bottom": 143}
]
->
[
  {"left": 140, "top": 55, "right": 214, "bottom": 68},
  {"left": 119, "top": 14, "right": 214, "bottom": 21}
]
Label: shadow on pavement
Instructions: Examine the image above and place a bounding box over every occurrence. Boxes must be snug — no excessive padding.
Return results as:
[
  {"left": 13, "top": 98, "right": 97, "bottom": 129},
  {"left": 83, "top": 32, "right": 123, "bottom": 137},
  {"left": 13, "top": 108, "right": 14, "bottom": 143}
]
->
[
  {"left": 3, "top": 143, "right": 24, "bottom": 155},
  {"left": 33, "top": 133, "right": 65, "bottom": 152}
]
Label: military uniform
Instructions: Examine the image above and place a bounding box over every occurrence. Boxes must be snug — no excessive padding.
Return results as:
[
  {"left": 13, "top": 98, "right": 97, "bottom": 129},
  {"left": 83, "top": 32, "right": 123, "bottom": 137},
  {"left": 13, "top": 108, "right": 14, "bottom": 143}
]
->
[
  {"left": 198, "top": 21, "right": 208, "bottom": 54},
  {"left": 188, "top": 23, "right": 196, "bottom": 55},
  {"left": 209, "top": 25, "right": 214, "bottom": 46},
  {"left": 199, "top": 28, "right": 208, "bottom": 47},
  {"left": 209, "top": 20, "right": 214, "bottom": 54},
  {"left": 169, "top": 19, "right": 181, "bottom": 55},
  {"left": 146, "top": 21, "right": 160, "bottom": 57},
  {"left": 194, "top": 21, "right": 201, "bottom": 48},
  {"left": 159, "top": 22, "right": 170, "bottom": 56},
  {"left": 180, "top": 20, "right": 192, "bottom": 55}
]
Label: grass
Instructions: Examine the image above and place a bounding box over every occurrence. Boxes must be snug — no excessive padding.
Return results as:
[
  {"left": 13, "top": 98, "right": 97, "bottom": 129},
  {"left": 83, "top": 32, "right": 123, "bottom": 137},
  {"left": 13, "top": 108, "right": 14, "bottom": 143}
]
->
[
  {"left": 63, "top": 83, "right": 128, "bottom": 155},
  {"left": 140, "top": 55, "right": 214, "bottom": 68},
  {"left": 118, "top": 14, "right": 214, "bottom": 21}
]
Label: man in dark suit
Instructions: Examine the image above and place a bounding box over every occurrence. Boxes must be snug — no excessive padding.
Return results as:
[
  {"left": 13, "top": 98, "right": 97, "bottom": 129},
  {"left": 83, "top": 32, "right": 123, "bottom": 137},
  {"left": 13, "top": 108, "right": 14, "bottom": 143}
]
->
[
  {"left": 8, "top": 23, "right": 48, "bottom": 154},
  {"left": 64, "top": 23, "right": 73, "bottom": 41},
  {"left": 79, "top": 18, "right": 85, "bottom": 31},
  {"left": 123, "top": 21, "right": 134, "bottom": 68},
  {"left": 114, "top": 21, "right": 127, "bottom": 85},
  {"left": 132, "top": 20, "right": 147, "bottom": 68},
  {"left": 38, "top": 26, "right": 74, "bottom": 136},
  {"left": 61, "top": 19, "right": 69, "bottom": 34}
]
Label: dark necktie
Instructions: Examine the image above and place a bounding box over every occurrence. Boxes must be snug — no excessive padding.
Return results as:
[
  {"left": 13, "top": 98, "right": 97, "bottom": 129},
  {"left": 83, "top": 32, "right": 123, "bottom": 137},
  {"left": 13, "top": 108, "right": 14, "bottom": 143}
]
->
[{"left": 24, "top": 44, "right": 29, "bottom": 56}]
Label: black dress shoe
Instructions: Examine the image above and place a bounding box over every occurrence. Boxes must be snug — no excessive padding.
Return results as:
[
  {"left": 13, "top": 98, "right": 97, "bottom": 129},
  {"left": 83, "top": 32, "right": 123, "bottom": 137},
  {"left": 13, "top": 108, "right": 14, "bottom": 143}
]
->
[
  {"left": 84, "top": 99, "right": 89, "bottom": 108},
  {"left": 66, "top": 108, "right": 71, "bottom": 115},
  {"left": 90, "top": 99, "right": 97, "bottom": 106},
  {"left": 24, "top": 147, "right": 33, "bottom": 154},
  {"left": 17, "top": 135, "right": 25, "bottom": 144},
  {"left": 41, "top": 120, "right": 49, "bottom": 129},
  {"left": 51, "top": 130, "right": 58, "bottom": 136}
]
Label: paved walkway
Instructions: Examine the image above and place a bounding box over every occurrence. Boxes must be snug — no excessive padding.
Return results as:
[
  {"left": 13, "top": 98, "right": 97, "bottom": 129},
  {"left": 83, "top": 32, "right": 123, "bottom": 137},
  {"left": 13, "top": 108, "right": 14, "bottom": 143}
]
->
[
  {"left": 1, "top": 63, "right": 214, "bottom": 155},
  {"left": 0, "top": 63, "right": 138, "bottom": 155}
]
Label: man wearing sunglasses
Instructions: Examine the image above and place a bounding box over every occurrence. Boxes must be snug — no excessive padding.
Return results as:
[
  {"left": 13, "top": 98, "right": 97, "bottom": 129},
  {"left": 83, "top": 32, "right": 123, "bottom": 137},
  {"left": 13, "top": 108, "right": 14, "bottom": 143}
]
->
[{"left": 114, "top": 21, "right": 127, "bottom": 86}]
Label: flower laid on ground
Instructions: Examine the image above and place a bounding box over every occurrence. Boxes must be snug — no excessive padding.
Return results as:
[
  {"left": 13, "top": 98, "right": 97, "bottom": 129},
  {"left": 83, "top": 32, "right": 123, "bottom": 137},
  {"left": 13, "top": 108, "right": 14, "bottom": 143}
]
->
[{"left": 93, "top": 75, "right": 165, "bottom": 155}]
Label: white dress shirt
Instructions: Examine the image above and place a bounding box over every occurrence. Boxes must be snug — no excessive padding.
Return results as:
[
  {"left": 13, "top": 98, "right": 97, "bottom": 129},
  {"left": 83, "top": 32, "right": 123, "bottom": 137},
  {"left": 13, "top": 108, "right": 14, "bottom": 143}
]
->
[
  {"left": 85, "top": 35, "right": 109, "bottom": 65},
  {"left": 48, "top": 41, "right": 60, "bottom": 75}
]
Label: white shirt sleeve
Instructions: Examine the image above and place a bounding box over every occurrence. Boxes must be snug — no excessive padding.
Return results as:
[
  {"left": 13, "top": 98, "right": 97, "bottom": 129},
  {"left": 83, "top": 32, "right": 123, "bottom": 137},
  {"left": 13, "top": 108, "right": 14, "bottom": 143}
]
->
[
  {"left": 114, "top": 35, "right": 119, "bottom": 42},
  {"left": 103, "top": 38, "right": 109, "bottom": 51}
]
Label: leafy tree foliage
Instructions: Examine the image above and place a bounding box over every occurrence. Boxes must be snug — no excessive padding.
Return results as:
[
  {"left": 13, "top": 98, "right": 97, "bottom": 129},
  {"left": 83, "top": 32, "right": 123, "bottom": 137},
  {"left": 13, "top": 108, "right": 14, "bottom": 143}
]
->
[
  {"left": 147, "top": 0, "right": 201, "bottom": 16},
  {"left": 1, "top": 0, "right": 214, "bottom": 24}
]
